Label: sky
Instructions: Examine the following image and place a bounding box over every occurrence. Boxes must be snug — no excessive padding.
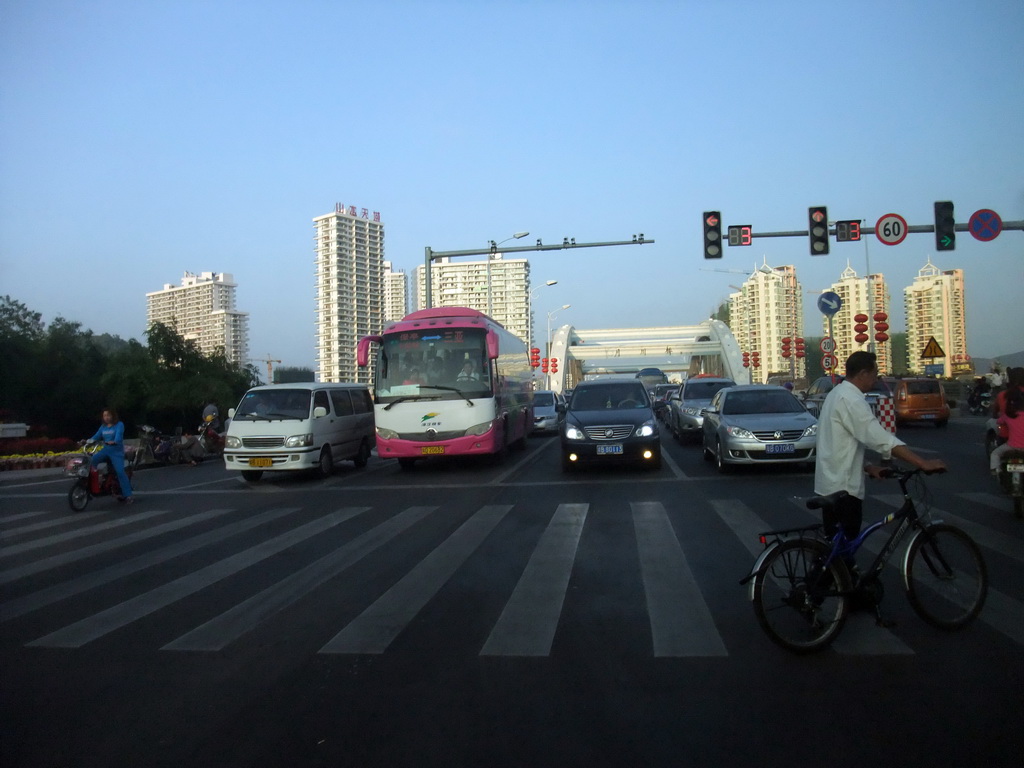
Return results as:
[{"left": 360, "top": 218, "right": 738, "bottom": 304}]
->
[{"left": 2, "top": 0, "right": 1022, "bottom": 371}]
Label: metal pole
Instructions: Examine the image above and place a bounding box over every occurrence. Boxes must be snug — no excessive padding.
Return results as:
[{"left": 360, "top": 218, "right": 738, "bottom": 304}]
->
[{"left": 424, "top": 246, "right": 433, "bottom": 309}]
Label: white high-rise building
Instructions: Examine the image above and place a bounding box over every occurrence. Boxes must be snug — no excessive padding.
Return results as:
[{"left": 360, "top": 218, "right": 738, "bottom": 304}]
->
[
  {"left": 903, "top": 259, "right": 966, "bottom": 377},
  {"left": 822, "top": 264, "right": 892, "bottom": 374},
  {"left": 146, "top": 271, "right": 249, "bottom": 367},
  {"left": 413, "top": 255, "right": 532, "bottom": 343},
  {"left": 383, "top": 261, "right": 408, "bottom": 322},
  {"left": 313, "top": 204, "right": 385, "bottom": 384},
  {"left": 728, "top": 263, "right": 805, "bottom": 383}
]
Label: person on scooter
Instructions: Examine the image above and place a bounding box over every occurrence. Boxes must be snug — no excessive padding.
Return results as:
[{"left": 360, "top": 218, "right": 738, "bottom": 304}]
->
[
  {"left": 87, "top": 408, "right": 133, "bottom": 502},
  {"left": 990, "top": 387, "right": 1024, "bottom": 475}
]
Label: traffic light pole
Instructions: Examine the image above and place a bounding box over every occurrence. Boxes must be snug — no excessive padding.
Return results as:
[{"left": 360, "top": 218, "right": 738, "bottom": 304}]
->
[{"left": 423, "top": 236, "right": 653, "bottom": 309}]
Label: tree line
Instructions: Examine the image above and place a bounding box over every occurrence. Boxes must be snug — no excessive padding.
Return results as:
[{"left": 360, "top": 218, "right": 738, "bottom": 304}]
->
[{"left": 0, "top": 295, "right": 260, "bottom": 440}]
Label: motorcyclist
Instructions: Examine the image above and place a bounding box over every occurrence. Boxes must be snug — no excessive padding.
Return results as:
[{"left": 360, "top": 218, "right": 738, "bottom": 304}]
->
[
  {"left": 87, "top": 407, "right": 133, "bottom": 502},
  {"left": 968, "top": 377, "right": 991, "bottom": 412}
]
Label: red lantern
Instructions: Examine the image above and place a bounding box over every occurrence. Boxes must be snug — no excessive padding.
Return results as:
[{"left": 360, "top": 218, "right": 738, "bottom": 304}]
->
[
  {"left": 875, "top": 332, "right": 889, "bottom": 342},
  {"left": 781, "top": 337, "right": 792, "bottom": 344},
  {"left": 873, "top": 312, "right": 888, "bottom": 322},
  {"left": 854, "top": 313, "right": 869, "bottom": 323},
  {"left": 856, "top": 333, "right": 870, "bottom": 344},
  {"left": 874, "top": 321, "right": 889, "bottom": 332},
  {"left": 796, "top": 350, "right": 806, "bottom": 358},
  {"left": 781, "top": 350, "right": 792, "bottom": 358},
  {"left": 854, "top": 323, "right": 869, "bottom": 333}
]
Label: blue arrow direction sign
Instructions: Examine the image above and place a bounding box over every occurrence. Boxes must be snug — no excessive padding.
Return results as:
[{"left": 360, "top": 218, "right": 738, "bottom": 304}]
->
[{"left": 817, "top": 291, "right": 842, "bottom": 317}]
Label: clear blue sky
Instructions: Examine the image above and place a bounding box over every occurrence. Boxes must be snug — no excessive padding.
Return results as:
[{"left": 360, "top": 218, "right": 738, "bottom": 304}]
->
[{"left": 2, "top": 0, "right": 1021, "bottom": 368}]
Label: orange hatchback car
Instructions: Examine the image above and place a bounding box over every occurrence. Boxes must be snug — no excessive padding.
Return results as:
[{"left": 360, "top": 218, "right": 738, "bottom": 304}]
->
[{"left": 891, "top": 378, "right": 950, "bottom": 427}]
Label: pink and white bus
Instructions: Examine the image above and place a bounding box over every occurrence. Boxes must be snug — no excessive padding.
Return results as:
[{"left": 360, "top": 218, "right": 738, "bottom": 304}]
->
[{"left": 357, "top": 307, "right": 534, "bottom": 468}]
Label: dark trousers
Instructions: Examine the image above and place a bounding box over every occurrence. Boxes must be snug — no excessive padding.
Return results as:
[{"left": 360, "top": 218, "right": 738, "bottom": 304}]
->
[{"left": 823, "top": 494, "right": 863, "bottom": 540}]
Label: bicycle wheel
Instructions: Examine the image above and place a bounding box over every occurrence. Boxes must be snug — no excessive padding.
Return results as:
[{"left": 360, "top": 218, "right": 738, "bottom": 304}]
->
[
  {"left": 752, "top": 538, "right": 851, "bottom": 654},
  {"left": 904, "top": 524, "right": 987, "bottom": 629}
]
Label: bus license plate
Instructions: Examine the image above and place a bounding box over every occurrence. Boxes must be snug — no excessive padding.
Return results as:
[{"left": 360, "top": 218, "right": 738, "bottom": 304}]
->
[
  {"left": 248, "top": 458, "right": 273, "bottom": 467},
  {"left": 421, "top": 446, "right": 446, "bottom": 455},
  {"left": 597, "top": 444, "right": 623, "bottom": 455},
  {"left": 765, "top": 444, "right": 795, "bottom": 454}
]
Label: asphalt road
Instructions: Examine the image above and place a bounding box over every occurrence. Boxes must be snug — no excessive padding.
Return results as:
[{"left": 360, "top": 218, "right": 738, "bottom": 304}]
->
[{"left": 1, "top": 414, "right": 1022, "bottom": 768}]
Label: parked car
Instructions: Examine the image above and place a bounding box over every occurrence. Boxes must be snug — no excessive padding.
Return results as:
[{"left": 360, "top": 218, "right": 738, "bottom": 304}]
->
[
  {"left": 558, "top": 379, "right": 661, "bottom": 472},
  {"left": 889, "top": 377, "right": 950, "bottom": 427},
  {"left": 666, "top": 376, "right": 736, "bottom": 442},
  {"left": 701, "top": 384, "right": 817, "bottom": 473},
  {"left": 531, "top": 390, "right": 563, "bottom": 434}
]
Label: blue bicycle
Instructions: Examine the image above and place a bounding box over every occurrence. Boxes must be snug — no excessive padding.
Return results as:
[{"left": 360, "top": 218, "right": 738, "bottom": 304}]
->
[{"left": 741, "top": 467, "right": 988, "bottom": 653}]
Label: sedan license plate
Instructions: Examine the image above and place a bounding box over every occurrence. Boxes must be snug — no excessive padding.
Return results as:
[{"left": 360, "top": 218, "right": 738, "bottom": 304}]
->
[
  {"left": 1007, "top": 462, "right": 1024, "bottom": 473},
  {"left": 248, "top": 457, "right": 273, "bottom": 467},
  {"left": 921, "top": 414, "right": 936, "bottom": 419},
  {"left": 420, "top": 446, "right": 446, "bottom": 455},
  {"left": 596, "top": 444, "right": 623, "bottom": 455},
  {"left": 765, "top": 443, "right": 795, "bottom": 455}
]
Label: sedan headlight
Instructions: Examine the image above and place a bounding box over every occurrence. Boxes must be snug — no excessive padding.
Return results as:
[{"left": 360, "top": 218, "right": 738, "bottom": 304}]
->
[
  {"left": 285, "top": 433, "right": 314, "bottom": 448},
  {"left": 376, "top": 426, "right": 398, "bottom": 440},
  {"left": 684, "top": 407, "right": 701, "bottom": 416},
  {"left": 225, "top": 435, "right": 241, "bottom": 449},
  {"left": 564, "top": 424, "right": 585, "bottom": 441},
  {"left": 803, "top": 424, "right": 818, "bottom": 437},
  {"left": 464, "top": 421, "right": 493, "bottom": 437},
  {"left": 726, "top": 425, "right": 755, "bottom": 439},
  {"left": 635, "top": 420, "right": 656, "bottom": 438}
]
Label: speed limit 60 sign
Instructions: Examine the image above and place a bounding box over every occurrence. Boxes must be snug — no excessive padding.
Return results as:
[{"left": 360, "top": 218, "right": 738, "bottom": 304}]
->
[{"left": 875, "top": 213, "right": 908, "bottom": 246}]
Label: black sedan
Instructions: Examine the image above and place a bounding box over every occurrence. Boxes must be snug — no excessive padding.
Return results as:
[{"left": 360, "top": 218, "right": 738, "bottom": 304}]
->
[{"left": 558, "top": 380, "right": 661, "bottom": 472}]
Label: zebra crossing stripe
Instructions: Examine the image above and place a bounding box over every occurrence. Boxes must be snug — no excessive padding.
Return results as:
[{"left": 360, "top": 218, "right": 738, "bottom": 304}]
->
[
  {"left": 1, "top": 507, "right": 292, "bottom": 622},
  {"left": 632, "top": 501, "right": 727, "bottom": 657},
  {"left": 162, "top": 506, "right": 433, "bottom": 652},
  {"left": 958, "top": 491, "right": 1014, "bottom": 514},
  {"left": 320, "top": 505, "right": 513, "bottom": 655},
  {"left": 480, "top": 503, "right": 588, "bottom": 657},
  {"left": 0, "top": 508, "right": 180, "bottom": 559},
  {"left": 0, "top": 508, "right": 237, "bottom": 587},
  {"left": 1, "top": 511, "right": 105, "bottom": 540},
  {"left": 25, "top": 509, "right": 358, "bottom": 648}
]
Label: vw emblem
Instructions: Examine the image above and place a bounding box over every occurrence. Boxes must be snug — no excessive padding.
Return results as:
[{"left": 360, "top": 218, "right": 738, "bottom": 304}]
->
[
  {"left": 605, "top": 428, "right": 614, "bottom": 438},
  {"left": 773, "top": 431, "right": 783, "bottom": 439}
]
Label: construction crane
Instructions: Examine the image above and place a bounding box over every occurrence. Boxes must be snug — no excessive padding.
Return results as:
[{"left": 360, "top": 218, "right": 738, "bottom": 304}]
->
[{"left": 249, "top": 355, "right": 281, "bottom": 383}]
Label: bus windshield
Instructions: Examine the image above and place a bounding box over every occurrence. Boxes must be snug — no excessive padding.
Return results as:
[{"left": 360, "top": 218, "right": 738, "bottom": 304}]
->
[{"left": 375, "top": 328, "right": 492, "bottom": 403}]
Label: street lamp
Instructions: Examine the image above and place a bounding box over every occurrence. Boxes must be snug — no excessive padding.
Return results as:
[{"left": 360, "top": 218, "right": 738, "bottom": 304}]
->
[
  {"left": 546, "top": 303, "right": 571, "bottom": 388},
  {"left": 486, "top": 231, "right": 529, "bottom": 316},
  {"left": 528, "top": 280, "right": 558, "bottom": 355}
]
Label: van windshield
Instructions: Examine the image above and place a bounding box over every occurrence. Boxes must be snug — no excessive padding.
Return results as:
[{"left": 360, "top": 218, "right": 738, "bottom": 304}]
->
[{"left": 234, "top": 389, "right": 310, "bottom": 420}]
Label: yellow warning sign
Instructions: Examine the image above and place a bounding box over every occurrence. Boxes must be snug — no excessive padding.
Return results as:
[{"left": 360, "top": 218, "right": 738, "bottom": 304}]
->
[{"left": 921, "top": 336, "right": 945, "bottom": 359}]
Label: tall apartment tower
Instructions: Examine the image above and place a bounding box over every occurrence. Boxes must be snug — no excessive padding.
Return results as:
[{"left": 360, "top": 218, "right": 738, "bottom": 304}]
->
[
  {"left": 821, "top": 264, "right": 892, "bottom": 374},
  {"left": 413, "top": 255, "right": 532, "bottom": 343},
  {"left": 313, "top": 204, "right": 385, "bottom": 384},
  {"left": 383, "top": 261, "right": 408, "bottom": 322},
  {"left": 903, "top": 259, "right": 966, "bottom": 377},
  {"left": 728, "top": 263, "right": 805, "bottom": 383},
  {"left": 145, "top": 271, "right": 249, "bottom": 367}
]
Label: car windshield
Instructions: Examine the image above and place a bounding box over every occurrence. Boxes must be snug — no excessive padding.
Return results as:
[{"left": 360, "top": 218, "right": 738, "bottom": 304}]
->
[
  {"left": 722, "top": 390, "right": 803, "bottom": 415},
  {"left": 684, "top": 380, "right": 732, "bottom": 399},
  {"left": 571, "top": 384, "right": 649, "bottom": 410},
  {"left": 534, "top": 392, "right": 555, "bottom": 407},
  {"left": 234, "top": 389, "right": 310, "bottom": 420}
]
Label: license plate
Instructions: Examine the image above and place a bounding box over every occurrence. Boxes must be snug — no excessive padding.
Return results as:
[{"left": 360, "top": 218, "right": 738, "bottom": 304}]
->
[
  {"left": 1007, "top": 463, "right": 1024, "bottom": 473},
  {"left": 420, "top": 446, "right": 446, "bottom": 455},
  {"left": 921, "top": 414, "right": 936, "bottom": 419},
  {"left": 597, "top": 444, "right": 623, "bottom": 455},
  {"left": 765, "top": 443, "right": 795, "bottom": 454},
  {"left": 248, "top": 458, "right": 273, "bottom": 467}
]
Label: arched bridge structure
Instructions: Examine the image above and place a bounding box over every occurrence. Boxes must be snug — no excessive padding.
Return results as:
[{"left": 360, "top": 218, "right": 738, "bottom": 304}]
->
[{"left": 546, "top": 319, "right": 746, "bottom": 393}]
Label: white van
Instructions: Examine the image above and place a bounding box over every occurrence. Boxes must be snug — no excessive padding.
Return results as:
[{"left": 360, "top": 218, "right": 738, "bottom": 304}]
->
[{"left": 223, "top": 383, "right": 375, "bottom": 481}]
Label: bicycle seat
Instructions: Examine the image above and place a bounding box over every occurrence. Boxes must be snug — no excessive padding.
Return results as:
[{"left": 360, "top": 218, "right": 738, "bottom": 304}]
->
[{"left": 806, "top": 490, "right": 849, "bottom": 512}]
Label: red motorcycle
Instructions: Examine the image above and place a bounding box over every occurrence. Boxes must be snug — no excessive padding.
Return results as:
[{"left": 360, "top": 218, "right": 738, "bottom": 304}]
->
[{"left": 65, "top": 441, "right": 138, "bottom": 511}]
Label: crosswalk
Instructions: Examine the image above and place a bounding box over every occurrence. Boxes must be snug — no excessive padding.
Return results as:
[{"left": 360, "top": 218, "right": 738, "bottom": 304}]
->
[{"left": 2, "top": 490, "right": 1022, "bottom": 658}]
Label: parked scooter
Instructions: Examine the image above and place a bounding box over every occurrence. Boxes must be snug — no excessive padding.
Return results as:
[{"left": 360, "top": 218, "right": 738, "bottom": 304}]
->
[
  {"left": 64, "top": 441, "right": 138, "bottom": 511},
  {"left": 997, "top": 450, "right": 1024, "bottom": 519}
]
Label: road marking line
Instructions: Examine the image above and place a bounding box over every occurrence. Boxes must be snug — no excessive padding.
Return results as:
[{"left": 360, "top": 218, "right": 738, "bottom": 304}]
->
[
  {"left": 633, "top": 501, "right": 726, "bottom": 657},
  {"left": 0, "top": 508, "right": 181, "bottom": 559},
  {"left": 163, "top": 506, "right": 432, "bottom": 652},
  {"left": 320, "top": 505, "right": 512, "bottom": 654},
  {"left": 26, "top": 509, "right": 359, "bottom": 648},
  {"left": 480, "top": 503, "right": 587, "bottom": 657}
]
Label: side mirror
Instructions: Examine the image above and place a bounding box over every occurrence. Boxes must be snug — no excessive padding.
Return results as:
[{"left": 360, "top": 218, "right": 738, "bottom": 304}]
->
[
  {"left": 556, "top": 402, "right": 566, "bottom": 414},
  {"left": 228, "top": 408, "right": 236, "bottom": 418},
  {"left": 313, "top": 406, "right": 328, "bottom": 418},
  {"left": 704, "top": 406, "right": 718, "bottom": 415}
]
